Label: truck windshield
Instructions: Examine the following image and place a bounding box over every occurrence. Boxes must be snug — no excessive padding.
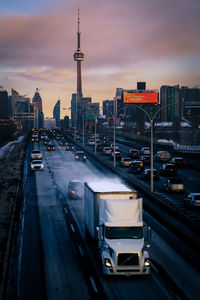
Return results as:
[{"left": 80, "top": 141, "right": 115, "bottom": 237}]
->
[{"left": 105, "top": 226, "right": 143, "bottom": 239}]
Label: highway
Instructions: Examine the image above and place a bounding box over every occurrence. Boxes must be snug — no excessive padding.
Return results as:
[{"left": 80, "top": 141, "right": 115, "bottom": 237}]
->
[{"left": 15, "top": 137, "right": 200, "bottom": 300}]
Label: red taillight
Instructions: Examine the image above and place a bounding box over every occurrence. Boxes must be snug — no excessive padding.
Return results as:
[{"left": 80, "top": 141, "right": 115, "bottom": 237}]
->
[{"left": 193, "top": 201, "right": 197, "bottom": 204}]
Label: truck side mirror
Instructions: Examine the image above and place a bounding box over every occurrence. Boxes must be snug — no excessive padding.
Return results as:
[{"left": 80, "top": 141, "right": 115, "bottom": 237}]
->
[
  {"left": 96, "top": 226, "right": 104, "bottom": 241},
  {"left": 144, "top": 225, "right": 151, "bottom": 241},
  {"left": 147, "top": 226, "right": 151, "bottom": 240}
]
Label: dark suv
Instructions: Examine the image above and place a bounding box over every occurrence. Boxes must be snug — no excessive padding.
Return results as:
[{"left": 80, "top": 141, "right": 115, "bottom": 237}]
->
[
  {"left": 129, "top": 160, "right": 144, "bottom": 174},
  {"left": 160, "top": 163, "right": 177, "bottom": 176}
]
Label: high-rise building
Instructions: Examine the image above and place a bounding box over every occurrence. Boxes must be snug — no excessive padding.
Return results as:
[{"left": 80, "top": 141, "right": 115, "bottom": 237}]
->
[
  {"left": 53, "top": 100, "right": 60, "bottom": 126},
  {"left": 160, "top": 85, "right": 180, "bottom": 122},
  {"left": 11, "top": 89, "right": 34, "bottom": 131},
  {"left": 32, "top": 88, "right": 44, "bottom": 129},
  {"left": 103, "top": 100, "right": 114, "bottom": 117},
  {"left": 0, "top": 90, "right": 9, "bottom": 119}
]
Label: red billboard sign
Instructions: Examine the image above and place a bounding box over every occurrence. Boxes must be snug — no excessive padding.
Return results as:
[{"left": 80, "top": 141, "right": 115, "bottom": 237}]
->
[{"left": 123, "top": 92, "right": 159, "bottom": 104}]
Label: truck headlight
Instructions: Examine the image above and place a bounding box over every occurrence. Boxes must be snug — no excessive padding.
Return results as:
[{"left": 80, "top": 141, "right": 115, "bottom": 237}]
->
[
  {"left": 144, "top": 258, "right": 150, "bottom": 267},
  {"left": 104, "top": 258, "right": 112, "bottom": 267}
]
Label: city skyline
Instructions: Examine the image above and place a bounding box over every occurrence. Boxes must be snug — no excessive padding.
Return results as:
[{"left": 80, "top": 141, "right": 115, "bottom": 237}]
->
[{"left": 0, "top": 0, "right": 200, "bottom": 118}]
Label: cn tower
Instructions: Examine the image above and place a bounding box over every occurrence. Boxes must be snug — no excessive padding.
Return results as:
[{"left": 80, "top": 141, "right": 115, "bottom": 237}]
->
[{"left": 73, "top": 8, "right": 84, "bottom": 97}]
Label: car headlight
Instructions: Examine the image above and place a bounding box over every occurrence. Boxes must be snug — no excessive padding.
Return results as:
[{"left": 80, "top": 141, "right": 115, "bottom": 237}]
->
[
  {"left": 84, "top": 156, "right": 86, "bottom": 159},
  {"left": 71, "top": 190, "right": 75, "bottom": 194},
  {"left": 75, "top": 156, "right": 78, "bottom": 159},
  {"left": 144, "top": 258, "right": 150, "bottom": 267},
  {"left": 104, "top": 258, "right": 112, "bottom": 267}
]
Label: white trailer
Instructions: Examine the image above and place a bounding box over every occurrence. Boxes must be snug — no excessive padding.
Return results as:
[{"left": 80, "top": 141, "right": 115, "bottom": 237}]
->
[{"left": 84, "top": 181, "right": 151, "bottom": 276}]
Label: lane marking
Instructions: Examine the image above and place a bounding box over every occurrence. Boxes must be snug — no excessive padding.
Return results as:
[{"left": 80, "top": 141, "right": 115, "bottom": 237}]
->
[
  {"left": 89, "top": 277, "right": 98, "bottom": 294},
  {"left": 78, "top": 246, "right": 84, "bottom": 256},
  {"left": 70, "top": 224, "right": 75, "bottom": 232}
]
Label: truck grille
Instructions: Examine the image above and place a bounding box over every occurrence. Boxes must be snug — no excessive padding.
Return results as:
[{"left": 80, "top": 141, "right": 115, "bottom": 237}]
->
[{"left": 118, "top": 253, "right": 139, "bottom": 266}]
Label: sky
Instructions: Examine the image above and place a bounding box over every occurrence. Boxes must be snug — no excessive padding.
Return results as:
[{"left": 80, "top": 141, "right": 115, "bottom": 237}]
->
[{"left": 0, "top": 0, "right": 200, "bottom": 118}]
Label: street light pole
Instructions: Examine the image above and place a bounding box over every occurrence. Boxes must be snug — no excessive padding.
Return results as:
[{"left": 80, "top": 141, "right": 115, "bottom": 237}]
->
[
  {"left": 94, "top": 118, "right": 97, "bottom": 154},
  {"left": 113, "top": 98, "right": 116, "bottom": 167},
  {"left": 82, "top": 114, "right": 85, "bottom": 146}
]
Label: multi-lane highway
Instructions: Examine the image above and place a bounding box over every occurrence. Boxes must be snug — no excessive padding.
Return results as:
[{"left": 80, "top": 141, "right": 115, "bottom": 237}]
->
[{"left": 14, "top": 136, "right": 200, "bottom": 300}]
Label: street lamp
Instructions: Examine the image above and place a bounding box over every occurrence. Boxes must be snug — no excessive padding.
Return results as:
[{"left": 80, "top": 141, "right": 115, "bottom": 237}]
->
[{"left": 130, "top": 104, "right": 175, "bottom": 192}]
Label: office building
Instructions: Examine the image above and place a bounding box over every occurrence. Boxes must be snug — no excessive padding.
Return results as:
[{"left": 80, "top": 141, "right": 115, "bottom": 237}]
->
[
  {"left": 53, "top": 100, "right": 60, "bottom": 126},
  {"left": 32, "top": 88, "right": 44, "bottom": 129},
  {"left": 0, "top": 90, "right": 9, "bottom": 119}
]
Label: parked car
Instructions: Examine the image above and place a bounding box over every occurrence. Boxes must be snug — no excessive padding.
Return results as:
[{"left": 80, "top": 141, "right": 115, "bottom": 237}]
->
[
  {"left": 160, "top": 163, "right": 177, "bottom": 177},
  {"left": 102, "top": 147, "right": 112, "bottom": 155},
  {"left": 170, "top": 157, "right": 186, "bottom": 168},
  {"left": 31, "top": 150, "right": 42, "bottom": 160},
  {"left": 184, "top": 193, "right": 200, "bottom": 209},
  {"left": 47, "top": 144, "right": 55, "bottom": 151},
  {"left": 111, "top": 151, "right": 122, "bottom": 161},
  {"left": 31, "top": 160, "right": 44, "bottom": 171},
  {"left": 155, "top": 151, "right": 171, "bottom": 162},
  {"left": 140, "top": 147, "right": 150, "bottom": 156},
  {"left": 141, "top": 169, "right": 159, "bottom": 181},
  {"left": 129, "top": 160, "right": 144, "bottom": 174},
  {"left": 68, "top": 180, "right": 83, "bottom": 199},
  {"left": 128, "top": 149, "right": 140, "bottom": 159},
  {"left": 120, "top": 157, "right": 133, "bottom": 167},
  {"left": 163, "top": 178, "right": 185, "bottom": 193},
  {"left": 66, "top": 144, "right": 75, "bottom": 151},
  {"left": 75, "top": 151, "right": 87, "bottom": 162}
]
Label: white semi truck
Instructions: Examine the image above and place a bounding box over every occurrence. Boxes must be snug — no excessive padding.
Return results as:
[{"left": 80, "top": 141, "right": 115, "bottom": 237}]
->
[{"left": 84, "top": 181, "right": 151, "bottom": 276}]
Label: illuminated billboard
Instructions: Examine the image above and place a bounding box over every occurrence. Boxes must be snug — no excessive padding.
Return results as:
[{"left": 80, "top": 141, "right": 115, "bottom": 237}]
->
[{"left": 123, "top": 92, "right": 159, "bottom": 104}]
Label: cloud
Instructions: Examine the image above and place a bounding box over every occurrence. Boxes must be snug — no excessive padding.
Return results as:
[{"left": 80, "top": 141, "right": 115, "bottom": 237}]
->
[{"left": 0, "top": 0, "right": 200, "bottom": 72}]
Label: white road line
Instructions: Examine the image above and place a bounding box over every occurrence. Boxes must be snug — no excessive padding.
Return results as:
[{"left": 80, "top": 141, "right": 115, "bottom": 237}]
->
[
  {"left": 63, "top": 207, "right": 68, "bottom": 214},
  {"left": 78, "top": 246, "right": 84, "bottom": 256},
  {"left": 70, "top": 224, "right": 75, "bottom": 232},
  {"left": 89, "top": 277, "right": 98, "bottom": 294}
]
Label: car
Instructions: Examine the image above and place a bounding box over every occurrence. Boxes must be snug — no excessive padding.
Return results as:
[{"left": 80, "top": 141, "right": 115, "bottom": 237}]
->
[
  {"left": 129, "top": 160, "right": 144, "bottom": 174},
  {"left": 163, "top": 178, "right": 185, "bottom": 193},
  {"left": 31, "top": 160, "right": 44, "bottom": 171},
  {"left": 66, "top": 144, "right": 75, "bottom": 151},
  {"left": 120, "top": 157, "right": 133, "bottom": 167},
  {"left": 155, "top": 151, "right": 171, "bottom": 162},
  {"left": 40, "top": 134, "right": 48, "bottom": 140},
  {"left": 110, "top": 144, "right": 119, "bottom": 151},
  {"left": 87, "top": 139, "right": 95, "bottom": 146},
  {"left": 96, "top": 143, "right": 104, "bottom": 152},
  {"left": 68, "top": 180, "right": 83, "bottom": 199},
  {"left": 141, "top": 169, "right": 159, "bottom": 181},
  {"left": 140, "top": 155, "right": 151, "bottom": 165},
  {"left": 140, "top": 147, "right": 151, "bottom": 156},
  {"left": 59, "top": 140, "right": 67, "bottom": 146},
  {"left": 32, "top": 137, "right": 39, "bottom": 142},
  {"left": 111, "top": 151, "right": 122, "bottom": 161},
  {"left": 47, "top": 144, "right": 55, "bottom": 151},
  {"left": 160, "top": 163, "right": 177, "bottom": 176},
  {"left": 75, "top": 151, "right": 87, "bottom": 162},
  {"left": 43, "top": 139, "right": 50, "bottom": 145},
  {"left": 184, "top": 193, "right": 200, "bottom": 209},
  {"left": 170, "top": 157, "right": 186, "bottom": 168},
  {"left": 128, "top": 149, "right": 140, "bottom": 159},
  {"left": 31, "top": 150, "right": 42, "bottom": 160},
  {"left": 102, "top": 147, "right": 112, "bottom": 155}
]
